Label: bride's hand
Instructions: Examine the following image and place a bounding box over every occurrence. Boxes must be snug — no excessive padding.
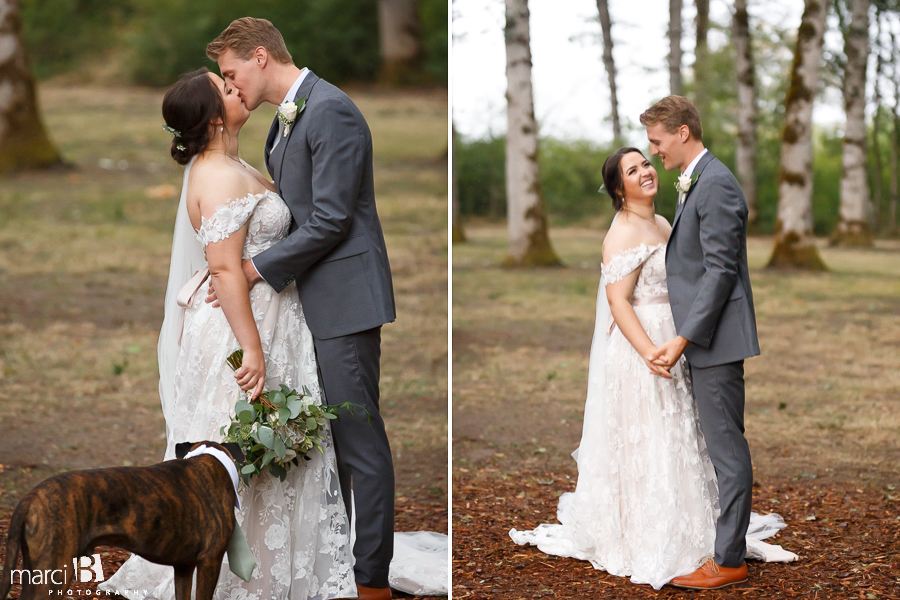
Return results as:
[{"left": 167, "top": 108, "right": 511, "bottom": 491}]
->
[
  {"left": 235, "top": 348, "right": 266, "bottom": 400},
  {"left": 643, "top": 349, "right": 672, "bottom": 379}
]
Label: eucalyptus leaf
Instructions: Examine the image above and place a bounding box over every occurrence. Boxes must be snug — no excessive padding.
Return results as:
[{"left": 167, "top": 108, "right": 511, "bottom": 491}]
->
[
  {"left": 271, "top": 391, "right": 286, "bottom": 408},
  {"left": 262, "top": 449, "right": 276, "bottom": 468},
  {"left": 258, "top": 426, "right": 275, "bottom": 448},
  {"left": 306, "top": 417, "right": 318, "bottom": 430},
  {"left": 241, "top": 464, "right": 256, "bottom": 474},
  {"left": 287, "top": 399, "right": 303, "bottom": 419},
  {"left": 274, "top": 436, "right": 286, "bottom": 459},
  {"left": 278, "top": 407, "right": 291, "bottom": 424}
]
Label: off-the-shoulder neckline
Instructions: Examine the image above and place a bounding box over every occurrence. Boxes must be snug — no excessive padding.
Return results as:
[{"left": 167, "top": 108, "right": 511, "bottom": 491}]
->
[
  {"left": 194, "top": 189, "right": 279, "bottom": 234},
  {"left": 601, "top": 242, "right": 666, "bottom": 268}
]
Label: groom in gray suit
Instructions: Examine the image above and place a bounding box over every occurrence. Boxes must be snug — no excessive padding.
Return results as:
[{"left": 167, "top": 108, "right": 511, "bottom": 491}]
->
[
  {"left": 640, "top": 96, "right": 760, "bottom": 590},
  {"left": 207, "top": 18, "right": 396, "bottom": 600}
]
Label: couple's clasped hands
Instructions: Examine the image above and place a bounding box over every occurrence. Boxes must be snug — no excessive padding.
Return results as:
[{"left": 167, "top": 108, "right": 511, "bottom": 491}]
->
[{"left": 644, "top": 336, "right": 690, "bottom": 379}]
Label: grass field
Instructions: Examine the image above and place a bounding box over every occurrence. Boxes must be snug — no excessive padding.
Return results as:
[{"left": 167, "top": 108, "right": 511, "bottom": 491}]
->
[
  {"left": 452, "top": 223, "right": 900, "bottom": 598},
  {"left": 0, "top": 82, "right": 448, "bottom": 541}
]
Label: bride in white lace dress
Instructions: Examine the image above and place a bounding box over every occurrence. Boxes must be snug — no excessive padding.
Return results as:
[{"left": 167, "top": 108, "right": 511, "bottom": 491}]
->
[
  {"left": 510, "top": 149, "right": 794, "bottom": 590},
  {"left": 100, "top": 67, "right": 355, "bottom": 600}
]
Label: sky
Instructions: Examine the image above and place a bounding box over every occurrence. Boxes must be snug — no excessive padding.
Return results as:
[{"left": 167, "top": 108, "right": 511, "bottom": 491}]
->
[{"left": 452, "top": 0, "right": 847, "bottom": 146}]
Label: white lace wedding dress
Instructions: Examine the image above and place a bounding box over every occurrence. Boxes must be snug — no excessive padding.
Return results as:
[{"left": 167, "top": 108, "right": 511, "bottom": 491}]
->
[
  {"left": 510, "top": 243, "right": 796, "bottom": 590},
  {"left": 100, "top": 159, "right": 448, "bottom": 599},
  {"left": 100, "top": 181, "right": 355, "bottom": 600}
]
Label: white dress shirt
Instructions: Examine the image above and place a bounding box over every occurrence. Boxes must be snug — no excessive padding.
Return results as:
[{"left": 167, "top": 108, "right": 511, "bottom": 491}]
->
[{"left": 682, "top": 147, "right": 708, "bottom": 178}]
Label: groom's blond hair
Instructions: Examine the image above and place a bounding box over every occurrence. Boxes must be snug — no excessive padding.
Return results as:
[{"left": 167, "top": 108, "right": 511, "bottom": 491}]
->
[
  {"left": 206, "top": 17, "right": 293, "bottom": 64},
  {"left": 640, "top": 96, "right": 703, "bottom": 142}
]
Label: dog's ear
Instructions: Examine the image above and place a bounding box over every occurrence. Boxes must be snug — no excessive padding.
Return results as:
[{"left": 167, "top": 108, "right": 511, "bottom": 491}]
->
[
  {"left": 221, "top": 443, "right": 245, "bottom": 464},
  {"left": 175, "top": 442, "right": 195, "bottom": 459}
]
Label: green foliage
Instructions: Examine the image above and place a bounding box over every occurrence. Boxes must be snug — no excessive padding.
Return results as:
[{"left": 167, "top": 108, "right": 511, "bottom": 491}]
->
[
  {"left": 20, "top": 0, "right": 447, "bottom": 86},
  {"left": 418, "top": 0, "right": 449, "bottom": 83},
  {"left": 456, "top": 136, "right": 627, "bottom": 225},
  {"left": 20, "top": 0, "right": 131, "bottom": 79},
  {"left": 125, "top": 0, "right": 381, "bottom": 86}
]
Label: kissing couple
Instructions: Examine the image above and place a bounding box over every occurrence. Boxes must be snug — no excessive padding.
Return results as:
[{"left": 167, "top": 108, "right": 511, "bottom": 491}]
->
[
  {"left": 99, "top": 16, "right": 443, "bottom": 600},
  {"left": 511, "top": 96, "right": 798, "bottom": 590}
]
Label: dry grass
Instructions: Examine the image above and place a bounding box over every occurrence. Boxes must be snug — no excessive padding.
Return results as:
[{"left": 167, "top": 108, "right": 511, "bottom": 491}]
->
[
  {"left": 453, "top": 224, "right": 900, "bottom": 486},
  {"left": 0, "top": 83, "right": 448, "bottom": 520}
]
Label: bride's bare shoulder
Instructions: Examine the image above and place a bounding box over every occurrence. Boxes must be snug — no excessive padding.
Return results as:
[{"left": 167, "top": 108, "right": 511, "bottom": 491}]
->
[
  {"left": 188, "top": 161, "right": 254, "bottom": 211},
  {"left": 601, "top": 215, "right": 644, "bottom": 264}
]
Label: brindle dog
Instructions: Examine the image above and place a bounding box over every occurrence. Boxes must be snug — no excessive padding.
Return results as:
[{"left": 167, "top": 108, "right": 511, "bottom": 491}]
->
[{"left": 0, "top": 441, "right": 245, "bottom": 600}]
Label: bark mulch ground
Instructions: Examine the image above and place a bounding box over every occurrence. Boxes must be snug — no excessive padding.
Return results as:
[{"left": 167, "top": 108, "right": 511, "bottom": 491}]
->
[{"left": 453, "top": 469, "right": 900, "bottom": 599}]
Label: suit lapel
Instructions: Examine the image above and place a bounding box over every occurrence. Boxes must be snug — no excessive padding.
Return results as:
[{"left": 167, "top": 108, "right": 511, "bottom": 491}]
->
[
  {"left": 670, "top": 150, "right": 715, "bottom": 234},
  {"left": 270, "top": 71, "right": 320, "bottom": 193},
  {"left": 264, "top": 117, "right": 279, "bottom": 179}
]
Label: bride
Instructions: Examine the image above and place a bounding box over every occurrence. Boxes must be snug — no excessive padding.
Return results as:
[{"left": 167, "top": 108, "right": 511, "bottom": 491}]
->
[
  {"left": 100, "top": 67, "right": 355, "bottom": 600},
  {"left": 510, "top": 148, "right": 795, "bottom": 590}
]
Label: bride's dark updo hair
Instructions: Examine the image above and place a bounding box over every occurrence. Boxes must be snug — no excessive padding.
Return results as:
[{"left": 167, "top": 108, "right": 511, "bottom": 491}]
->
[
  {"left": 162, "top": 67, "right": 225, "bottom": 165},
  {"left": 601, "top": 147, "right": 645, "bottom": 211}
]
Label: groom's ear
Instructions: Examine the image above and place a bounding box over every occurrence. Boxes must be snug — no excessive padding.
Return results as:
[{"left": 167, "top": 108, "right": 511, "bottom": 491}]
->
[{"left": 253, "top": 46, "right": 268, "bottom": 68}]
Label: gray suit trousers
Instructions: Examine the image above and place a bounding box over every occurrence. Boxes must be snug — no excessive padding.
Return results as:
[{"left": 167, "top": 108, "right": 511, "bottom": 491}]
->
[
  {"left": 689, "top": 359, "right": 753, "bottom": 568},
  {"left": 313, "top": 326, "right": 394, "bottom": 588}
]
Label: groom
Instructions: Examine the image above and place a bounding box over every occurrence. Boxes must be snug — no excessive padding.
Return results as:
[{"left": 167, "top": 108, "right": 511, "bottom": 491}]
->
[
  {"left": 640, "top": 96, "right": 760, "bottom": 590},
  {"left": 207, "top": 18, "right": 397, "bottom": 600}
]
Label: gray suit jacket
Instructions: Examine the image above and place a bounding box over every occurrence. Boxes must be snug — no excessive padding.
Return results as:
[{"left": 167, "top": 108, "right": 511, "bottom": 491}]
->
[
  {"left": 666, "top": 151, "right": 760, "bottom": 368},
  {"left": 254, "top": 71, "right": 396, "bottom": 340}
]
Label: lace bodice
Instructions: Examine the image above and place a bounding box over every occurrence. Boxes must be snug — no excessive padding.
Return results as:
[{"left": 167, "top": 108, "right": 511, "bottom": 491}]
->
[
  {"left": 601, "top": 243, "right": 668, "bottom": 301},
  {"left": 196, "top": 190, "right": 291, "bottom": 259}
]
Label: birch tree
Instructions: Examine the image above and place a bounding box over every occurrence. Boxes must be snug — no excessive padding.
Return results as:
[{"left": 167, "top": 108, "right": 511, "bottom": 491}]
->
[
  {"left": 870, "top": 6, "right": 885, "bottom": 223},
  {"left": 504, "top": 0, "right": 560, "bottom": 267},
  {"left": 377, "top": 0, "right": 422, "bottom": 84},
  {"left": 595, "top": 0, "right": 621, "bottom": 142},
  {"left": 832, "top": 0, "right": 872, "bottom": 246},
  {"left": 733, "top": 0, "right": 758, "bottom": 225},
  {"left": 0, "top": 0, "right": 62, "bottom": 173},
  {"left": 668, "top": 0, "right": 684, "bottom": 96},
  {"left": 767, "top": 0, "right": 828, "bottom": 269},
  {"left": 693, "top": 0, "right": 710, "bottom": 119}
]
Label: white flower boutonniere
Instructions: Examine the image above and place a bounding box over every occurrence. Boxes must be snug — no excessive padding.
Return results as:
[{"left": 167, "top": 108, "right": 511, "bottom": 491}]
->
[
  {"left": 675, "top": 173, "right": 699, "bottom": 204},
  {"left": 276, "top": 96, "right": 307, "bottom": 137}
]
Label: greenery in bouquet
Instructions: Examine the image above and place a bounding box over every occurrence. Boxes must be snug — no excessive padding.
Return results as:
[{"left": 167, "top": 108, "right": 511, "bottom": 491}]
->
[{"left": 220, "top": 350, "right": 362, "bottom": 483}]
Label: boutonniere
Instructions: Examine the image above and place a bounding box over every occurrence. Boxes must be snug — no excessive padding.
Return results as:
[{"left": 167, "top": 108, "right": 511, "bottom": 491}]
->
[
  {"left": 276, "top": 96, "right": 307, "bottom": 137},
  {"left": 675, "top": 173, "right": 699, "bottom": 204}
]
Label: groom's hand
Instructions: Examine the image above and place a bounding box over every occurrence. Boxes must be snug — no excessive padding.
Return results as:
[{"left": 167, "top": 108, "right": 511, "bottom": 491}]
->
[
  {"left": 205, "top": 260, "right": 262, "bottom": 307},
  {"left": 644, "top": 356, "right": 672, "bottom": 379},
  {"left": 241, "top": 259, "right": 263, "bottom": 287},
  {"left": 647, "top": 336, "right": 690, "bottom": 374}
]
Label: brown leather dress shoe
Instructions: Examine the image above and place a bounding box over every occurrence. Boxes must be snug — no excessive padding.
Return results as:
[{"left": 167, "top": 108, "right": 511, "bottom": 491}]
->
[
  {"left": 669, "top": 557, "right": 748, "bottom": 590},
  {"left": 356, "top": 584, "right": 392, "bottom": 600}
]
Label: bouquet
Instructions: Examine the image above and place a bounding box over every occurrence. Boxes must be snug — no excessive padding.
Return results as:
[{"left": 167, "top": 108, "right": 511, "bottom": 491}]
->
[{"left": 220, "top": 350, "right": 359, "bottom": 483}]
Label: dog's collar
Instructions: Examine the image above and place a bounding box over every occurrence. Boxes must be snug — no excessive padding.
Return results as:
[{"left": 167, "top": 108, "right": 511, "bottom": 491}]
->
[{"left": 183, "top": 445, "right": 241, "bottom": 509}]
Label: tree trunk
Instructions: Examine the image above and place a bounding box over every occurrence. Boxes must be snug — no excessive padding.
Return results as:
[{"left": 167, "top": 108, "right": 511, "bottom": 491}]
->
[
  {"left": 832, "top": 0, "right": 872, "bottom": 246},
  {"left": 668, "top": 0, "right": 684, "bottom": 96},
  {"left": 693, "top": 0, "right": 710, "bottom": 118},
  {"left": 890, "top": 31, "right": 900, "bottom": 236},
  {"left": 452, "top": 126, "right": 465, "bottom": 243},
  {"left": 767, "top": 0, "right": 828, "bottom": 270},
  {"left": 504, "top": 0, "right": 560, "bottom": 267},
  {"left": 595, "top": 0, "right": 621, "bottom": 143},
  {"left": 0, "top": 0, "right": 63, "bottom": 173},
  {"left": 377, "top": 0, "right": 423, "bottom": 85},
  {"left": 869, "top": 6, "right": 884, "bottom": 229},
  {"left": 733, "top": 0, "right": 758, "bottom": 226}
]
